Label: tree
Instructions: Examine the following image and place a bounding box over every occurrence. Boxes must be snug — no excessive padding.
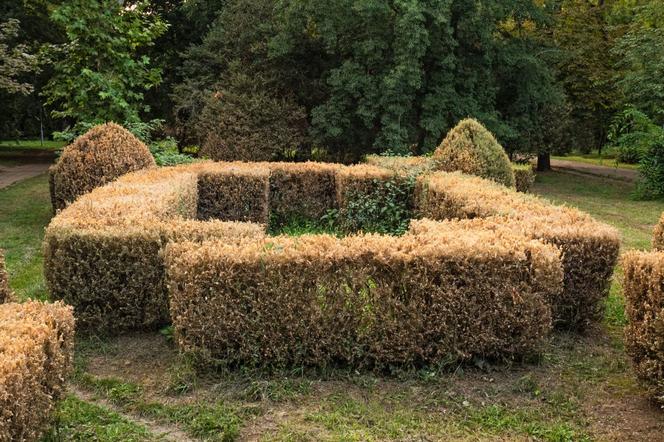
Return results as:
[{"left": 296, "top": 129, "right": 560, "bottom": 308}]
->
[
  {"left": 552, "top": 0, "right": 620, "bottom": 153},
  {"left": 42, "top": 0, "right": 167, "bottom": 126},
  {"left": 613, "top": 1, "right": 664, "bottom": 125},
  {"left": 0, "top": 19, "right": 40, "bottom": 95}
]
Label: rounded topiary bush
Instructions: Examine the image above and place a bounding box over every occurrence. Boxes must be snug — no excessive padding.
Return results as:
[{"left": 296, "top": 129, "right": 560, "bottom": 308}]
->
[
  {"left": 49, "top": 122, "right": 156, "bottom": 211},
  {"left": 433, "top": 118, "right": 515, "bottom": 188}
]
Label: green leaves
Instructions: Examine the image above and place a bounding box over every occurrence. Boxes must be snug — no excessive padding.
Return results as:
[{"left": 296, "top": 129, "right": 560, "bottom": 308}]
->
[{"left": 42, "top": 0, "right": 167, "bottom": 124}]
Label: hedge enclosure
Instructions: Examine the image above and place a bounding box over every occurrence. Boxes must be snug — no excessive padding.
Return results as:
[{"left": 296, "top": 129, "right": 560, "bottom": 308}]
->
[
  {"left": 0, "top": 301, "right": 75, "bottom": 441},
  {"left": 44, "top": 160, "right": 618, "bottom": 367},
  {"left": 49, "top": 122, "right": 156, "bottom": 211}
]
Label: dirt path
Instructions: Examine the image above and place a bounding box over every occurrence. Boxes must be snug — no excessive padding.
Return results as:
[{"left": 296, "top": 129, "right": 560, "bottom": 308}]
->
[
  {"left": 0, "top": 163, "right": 50, "bottom": 189},
  {"left": 550, "top": 158, "right": 638, "bottom": 182},
  {"left": 69, "top": 385, "right": 195, "bottom": 442}
]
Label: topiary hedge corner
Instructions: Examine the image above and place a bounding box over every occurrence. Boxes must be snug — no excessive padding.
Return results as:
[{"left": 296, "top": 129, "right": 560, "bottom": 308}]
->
[{"left": 44, "top": 160, "right": 620, "bottom": 369}]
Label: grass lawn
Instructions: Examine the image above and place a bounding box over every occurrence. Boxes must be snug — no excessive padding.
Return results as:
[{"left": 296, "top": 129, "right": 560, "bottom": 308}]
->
[
  {"left": 0, "top": 139, "right": 65, "bottom": 151},
  {"left": 1, "top": 170, "right": 663, "bottom": 441}
]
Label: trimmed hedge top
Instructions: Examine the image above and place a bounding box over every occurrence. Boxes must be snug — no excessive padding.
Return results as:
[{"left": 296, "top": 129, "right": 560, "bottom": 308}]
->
[
  {"left": 433, "top": 118, "right": 516, "bottom": 188},
  {"left": 49, "top": 122, "right": 156, "bottom": 211}
]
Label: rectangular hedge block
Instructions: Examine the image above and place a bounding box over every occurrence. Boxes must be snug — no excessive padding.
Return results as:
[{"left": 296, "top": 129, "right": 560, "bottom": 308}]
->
[
  {"left": 166, "top": 230, "right": 562, "bottom": 369},
  {"left": 416, "top": 171, "right": 620, "bottom": 329},
  {"left": 197, "top": 163, "right": 270, "bottom": 224},
  {"left": 268, "top": 161, "right": 342, "bottom": 225},
  {"left": 622, "top": 250, "right": 664, "bottom": 405},
  {"left": 0, "top": 301, "right": 75, "bottom": 441}
]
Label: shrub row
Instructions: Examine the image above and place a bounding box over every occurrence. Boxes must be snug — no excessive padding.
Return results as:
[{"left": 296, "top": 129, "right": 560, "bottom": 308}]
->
[
  {"left": 364, "top": 155, "right": 438, "bottom": 177},
  {"left": 622, "top": 250, "right": 664, "bottom": 405},
  {"left": 416, "top": 172, "right": 620, "bottom": 329},
  {"left": 44, "top": 166, "right": 265, "bottom": 333},
  {"left": 165, "top": 227, "right": 562, "bottom": 368},
  {"left": 513, "top": 164, "right": 536, "bottom": 193},
  {"left": 0, "top": 250, "right": 12, "bottom": 304},
  {"left": 49, "top": 123, "right": 156, "bottom": 211},
  {"left": 0, "top": 301, "right": 75, "bottom": 441}
]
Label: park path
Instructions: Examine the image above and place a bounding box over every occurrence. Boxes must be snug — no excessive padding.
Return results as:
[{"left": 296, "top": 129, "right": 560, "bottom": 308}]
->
[
  {"left": 0, "top": 162, "right": 50, "bottom": 189},
  {"left": 550, "top": 158, "right": 638, "bottom": 182}
]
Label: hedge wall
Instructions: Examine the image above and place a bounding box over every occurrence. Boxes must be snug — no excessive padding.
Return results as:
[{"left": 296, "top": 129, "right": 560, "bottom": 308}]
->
[
  {"left": 623, "top": 250, "right": 664, "bottom": 405},
  {"left": 166, "top": 229, "right": 561, "bottom": 368},
  {"left": 416, "top": 172, "right": 620, "bottom": 329},
  {"left": 0, "top": 301, "right": 75, "bottom": 441}
]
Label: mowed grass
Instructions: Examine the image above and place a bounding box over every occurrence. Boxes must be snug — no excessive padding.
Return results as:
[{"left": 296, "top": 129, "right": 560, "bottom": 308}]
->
[
  {"left": 551, "top": 154, "right": 639, "bottom": 170},
  {"left": 0, "top": 174, "right": 52, "bottom": 301},
  {"left": 0, "top": 139, "right": 65, "bottom": 150},
  {"left": 0, "top": 169, "right": 662, "bottom": 440}
]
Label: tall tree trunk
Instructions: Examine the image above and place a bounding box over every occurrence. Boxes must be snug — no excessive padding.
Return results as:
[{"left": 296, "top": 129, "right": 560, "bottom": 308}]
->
[{"left": 537, "top": 152, "right": 551, "bottom": 171}]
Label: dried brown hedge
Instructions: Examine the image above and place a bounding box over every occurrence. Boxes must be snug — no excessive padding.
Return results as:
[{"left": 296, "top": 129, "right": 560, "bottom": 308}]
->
[
  {"left": 268, "top": 162, "right": 342, "bottom": 224},
  {"left": 44, "top": 166, "right": 264, "bottom": 333},
  {"left": 622, "top": 250, "right": 664, "bottom": 405},
  {"left": 652, "top": 212, "right": 664, "bottom": 251},
  {"left": 166, "top": 228, "right": 562, "bottom": 368},
  {"left": 197, "top": 162, "right": 270, "bottom": 223},
  {"left": 364, "top": 155, "right": 437, "bottom": 177},
  {"left": 513, "top": 164, "right": 536, "bottom": 193},
  {"left": 0, "top": 301, "right": 74, "bottom": 441},
  {"left": 416, "top": 172, "right": 620, "bottom": 329},
  {"left": 49, "top": 122, "right": 156, "bottom": 211},
  {"left": 0, "top": 250, "right": 13, "bottom": 304}
]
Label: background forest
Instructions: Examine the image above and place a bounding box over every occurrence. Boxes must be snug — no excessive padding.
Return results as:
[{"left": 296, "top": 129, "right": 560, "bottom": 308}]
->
[{"left": 1, "top": 0, "right": 662, "bottom": 171}]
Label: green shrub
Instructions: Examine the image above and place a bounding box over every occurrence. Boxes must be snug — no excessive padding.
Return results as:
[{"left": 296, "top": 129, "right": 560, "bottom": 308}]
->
[
  {"left": 512, "top": 164, "right": 536, "bottom": 193},
  {"left": 433, "top": 118, "right": 515, "bottom": 188},
  {"left": 197, "top": 69, "right": 308, "bottom": 161},
  {"left": 150, "top": 138, "right": 196, "bottom": 166},
  {"left": 635, "top": 137, "right": 664, "bottom": 200}
]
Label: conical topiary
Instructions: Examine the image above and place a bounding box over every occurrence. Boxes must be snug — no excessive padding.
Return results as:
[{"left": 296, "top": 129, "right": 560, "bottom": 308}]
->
[
  {"left": 433, "top": 118, "right": 515, "bottom": 187},
  {"left": 49, "top": 123, "right": 156, "bottom": 211}
]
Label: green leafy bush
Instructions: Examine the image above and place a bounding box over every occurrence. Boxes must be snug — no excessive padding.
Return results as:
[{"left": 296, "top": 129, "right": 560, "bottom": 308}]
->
[
  {"left": 433, "top": 119, "right": 515, "bottom": 188},
  {"left": 150, "top": 138, "right": 196, "bottom": 166},
  {"left": 635, "top": 137, "right": 664, "bottom": 200},
  {"left": 608, "top": 107, "right": 664, "bottom": 164}
]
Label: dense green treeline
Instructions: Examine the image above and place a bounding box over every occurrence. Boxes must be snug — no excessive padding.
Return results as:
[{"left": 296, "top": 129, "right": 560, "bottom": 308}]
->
[{"left": 0, "top": 0, "right": 662, "bottom": 165}]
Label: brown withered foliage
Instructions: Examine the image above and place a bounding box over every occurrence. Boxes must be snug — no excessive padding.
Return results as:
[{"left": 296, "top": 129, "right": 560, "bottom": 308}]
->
[
  {"left": 45, "top": 159, "right": 617, "bottom": 368},
  {"left": 364, "top": 155, "right": 438, "bottom": 177},
  {"left": 652, "top": 212, "right": 664, "bottom": 251},
  {"left": 197, "top": 162, "right": 270, "bottom": 223},
  {"left": 622, "top": 250, "right": 664, "bottom": 406},
  {"left": 0, "top": 301, "right": 75, "bottom": 441},
  {"left": 49, "top": 122, "right": 156, "bottom": 211},
  {"left": 44, "top": 165, "right": 265, "bottom": 333},
  {"left": 0, "top": 250, "right": 13, "bottom": 304},
  {"left": 416, "top": 172, "right": 620, "bottom": 329},
  {"left": 165, "top": 228, "right": 562, "bottom": 369},
  {"left": 268, "top": 162, "right": 342, "bottom": 223}
]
